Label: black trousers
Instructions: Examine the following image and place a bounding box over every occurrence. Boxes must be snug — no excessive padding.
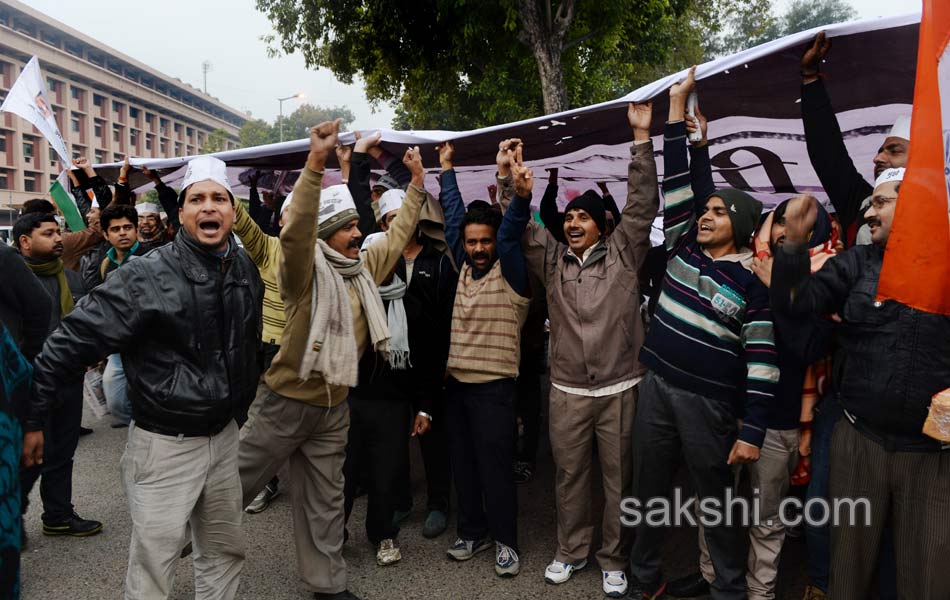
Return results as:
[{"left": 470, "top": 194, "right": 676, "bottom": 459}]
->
[
  {"left": 396, "top": 389, "right": 451, "bottom": 514},
  {"left": 343, "top": 388, "right": 410, "bottom": 544},
  {"left": 630, "top": 372, "right": 746, "bottom": 600},
  {"left": 515, "top": 350, "right": 543, "bottom": 466},
  {"left": 20, "top": 380, "right": 83, "bottom": 523},
  {"left": 446, "top": 377, "right": 518, "bottom": 551}
]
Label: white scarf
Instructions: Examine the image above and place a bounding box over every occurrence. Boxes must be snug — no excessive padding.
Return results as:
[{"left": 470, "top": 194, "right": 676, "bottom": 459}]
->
[
  {"left": 298, "top": 240, "right": 390, "bottom": 387},
  {"left": 378, "top": 274, "right": 410, "bottom": 370}
]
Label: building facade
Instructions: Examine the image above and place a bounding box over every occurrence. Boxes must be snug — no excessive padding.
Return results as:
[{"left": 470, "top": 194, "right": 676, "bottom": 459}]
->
[{"left": 0, "top": 0, "right": 247, "bottom": 207}]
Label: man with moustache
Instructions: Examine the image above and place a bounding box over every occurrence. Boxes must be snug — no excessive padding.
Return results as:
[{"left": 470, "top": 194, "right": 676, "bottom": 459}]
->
[
  {"left": 29, "top": 155, "right": 263, "bottom": 599},
  {"left": 12, "top": 213, "right": 101, "bottom": 541}
]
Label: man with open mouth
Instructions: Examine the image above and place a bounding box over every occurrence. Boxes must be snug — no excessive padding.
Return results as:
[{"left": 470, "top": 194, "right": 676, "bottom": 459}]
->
[
  {"left": 237, "top": 120, "right": 426, "bottom": 600},
  {"left": 29, "top": 155, "right": 264, "bottom": 599}
]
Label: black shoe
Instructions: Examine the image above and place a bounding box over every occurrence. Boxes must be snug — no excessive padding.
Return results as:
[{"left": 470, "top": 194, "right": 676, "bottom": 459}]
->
[
  {"left": 180, "top": 541, "right": 193, "bottom": 558},
  {"left": 42, "top": 513, "right": 102, "bottom": 537},
  {"left": 628, "top": 575, "right": 667, "bottom": 599},
  {"left": 513, "top": 461, "right": 534, "bottom": 484},
  {"left": 313, "top": 591, "right": 361, "bottom": 600},
  {"left": 666, "top": 571, "right": 709, "bottom": 598},
  {"left": 79, "top": 426, "right": 94, "bottom": 436}
]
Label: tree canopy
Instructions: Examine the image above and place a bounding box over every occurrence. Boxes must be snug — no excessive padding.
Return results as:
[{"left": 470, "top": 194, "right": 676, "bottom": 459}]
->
[{"left": 237, "top": 103, "right": 355, "bottom": 147}]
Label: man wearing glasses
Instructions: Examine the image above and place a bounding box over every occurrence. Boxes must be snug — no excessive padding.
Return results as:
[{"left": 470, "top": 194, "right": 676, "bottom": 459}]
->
[{"left": 769, "top": 167, "right": 950, "bottom": 599}]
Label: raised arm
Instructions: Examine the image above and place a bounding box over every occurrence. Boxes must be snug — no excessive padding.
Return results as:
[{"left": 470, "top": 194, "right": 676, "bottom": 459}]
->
[
  {"left": 364, "top": 147, "right": 426, "bottom": 284},
  {"left": 498, "top": 145, "right": 533, "bottom": 298},
  {"left": 539, "top": 168, "right": 566, "bottom": 244},
  {"left": 613, "top": 102, "right": 660, "bottom": 271},
  {"left": 661, "top": 68, "right": 701, "bottom": 253},
  {"left": 686, "top": 104, "right": 715, "bottom": 203},
  {"left": 278, "top": 120, "right": 338, "bottom": 302},
  {"left": 350, "top": 132, "right": 384, "bottom": 239},
  {"left": 369, "top": 144, "right": 413, "bottom": 187},
  {"left": 437, "top": 142, "right": 467, "bottom": 268},
  {"left": 800, "top": 33, "right": 872, "bottom": 234},
  {"left": 143, "top": 166, "right": 180, "bottom": 231},
  {"left": 233, "top": 201, "right": 274, "bottom": 269}
]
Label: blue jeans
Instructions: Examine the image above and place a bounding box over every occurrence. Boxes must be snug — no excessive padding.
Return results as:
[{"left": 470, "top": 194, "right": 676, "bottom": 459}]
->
[
  {"left": 103, "top": 354, "right": 131, "bottom": 425},
  {"left": 806, "top": 395, "right": 896, "bottom": 598}
]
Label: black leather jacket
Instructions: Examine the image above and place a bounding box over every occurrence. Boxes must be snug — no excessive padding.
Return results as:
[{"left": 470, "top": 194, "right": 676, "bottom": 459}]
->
[
  {"left": 31, "top": 232, "right": 263, "bottom": 435},
  {"left": 773, "top": 243, "right": 950, "bottom": 450}
]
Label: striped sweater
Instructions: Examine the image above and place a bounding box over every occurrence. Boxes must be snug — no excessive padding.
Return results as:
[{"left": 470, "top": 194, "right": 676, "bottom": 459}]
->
[{"left": 639, "top": 120, "right": 779, "bottom": 447}]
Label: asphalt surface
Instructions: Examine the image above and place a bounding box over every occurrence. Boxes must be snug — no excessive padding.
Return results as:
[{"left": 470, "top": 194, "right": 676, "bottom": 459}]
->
[{"left": 21, "top": 389, "right": 809, "bottom": 599}]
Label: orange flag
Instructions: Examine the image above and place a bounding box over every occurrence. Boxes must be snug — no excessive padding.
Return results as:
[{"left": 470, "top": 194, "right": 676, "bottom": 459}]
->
[{"left": 877, "top": 0, "right": 950, "bottom": 314}]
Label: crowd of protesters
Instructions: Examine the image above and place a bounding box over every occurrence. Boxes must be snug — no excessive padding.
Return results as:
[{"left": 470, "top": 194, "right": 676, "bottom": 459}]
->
[{"left": 0, "top": 32, "right": 947, "bottom": 600}]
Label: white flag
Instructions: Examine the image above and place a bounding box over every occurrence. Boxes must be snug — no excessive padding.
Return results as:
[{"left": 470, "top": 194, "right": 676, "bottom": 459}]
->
[{"left": 0, "top": 56, "right": 70, "bottom": 165}]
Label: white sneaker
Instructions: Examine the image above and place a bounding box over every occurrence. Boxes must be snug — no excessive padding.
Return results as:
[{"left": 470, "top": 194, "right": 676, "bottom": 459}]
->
[
  {"left": 376, "top": 538, "right": 402, "bottom": 566},
  {"left": 494, "top": 542, "right": 520, "bottom": 577},
  {"left": 544, "top": 558, "right": 588, "bottom": 584},
  {"left": 603, "top": 570, "right": 628, "bottom": 598}
]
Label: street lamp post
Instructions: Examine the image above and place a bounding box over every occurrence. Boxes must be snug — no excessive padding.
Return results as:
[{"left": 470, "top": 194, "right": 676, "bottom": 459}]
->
[{"left": 278, "top": 92, "right": 304, "bottom": 142}]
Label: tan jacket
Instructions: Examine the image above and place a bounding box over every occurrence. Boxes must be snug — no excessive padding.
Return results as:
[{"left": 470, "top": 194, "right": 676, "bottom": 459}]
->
[
  {"left": 519, "top": 141, "right": 659, "bottom": 390},
  {"left": 264, "top": 167, "right": 425, "bottom": 405}
]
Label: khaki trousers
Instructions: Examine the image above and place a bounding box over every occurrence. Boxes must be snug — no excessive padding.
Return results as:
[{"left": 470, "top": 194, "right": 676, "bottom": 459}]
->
[
  {"left": 121, "top": 421, "right": 244, "bottom": 600},
  {"left": 238, "top": 386, "right": 350, "bottom": 594},
  {"left": 548, "top": 384, "right": 636, "bottom": 571}
]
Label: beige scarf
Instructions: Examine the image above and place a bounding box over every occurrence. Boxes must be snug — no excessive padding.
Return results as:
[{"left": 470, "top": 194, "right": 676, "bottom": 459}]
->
[{"left": 298, "top": 239, "right": 390, "bottom": 387}]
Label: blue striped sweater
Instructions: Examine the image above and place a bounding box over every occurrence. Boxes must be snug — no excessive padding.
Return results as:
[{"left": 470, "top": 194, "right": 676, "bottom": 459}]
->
[{"left": 639, "top": 120, "right": 779, "bottom": 447}]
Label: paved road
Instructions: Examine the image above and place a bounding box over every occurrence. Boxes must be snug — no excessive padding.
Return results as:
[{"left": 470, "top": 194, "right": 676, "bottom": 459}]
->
[{"left": 21, "top": 396, "right": 809, "bottom": 599}]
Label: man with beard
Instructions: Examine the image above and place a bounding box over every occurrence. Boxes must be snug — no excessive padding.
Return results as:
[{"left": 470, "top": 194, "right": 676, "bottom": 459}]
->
[
  {"left": 13, "top": 213, "right": 102, "bottom": 540},
  {"left": 29, "top": 155, "right": 263, "bottom": 599},
  {"left": 238, "top": 120, "right": 426, "bottom": 600},
  {"left": 441, "top": 138, "right": 531, "bottom": 579},
  {"left": 771, "top": 169, "right": 950, "bottom": 599},
  {"left": 800, "top": 32, "right": 910, "bottom": 247}
]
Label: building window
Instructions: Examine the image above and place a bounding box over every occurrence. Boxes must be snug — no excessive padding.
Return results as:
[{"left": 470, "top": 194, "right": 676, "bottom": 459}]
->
[
  {"left": 0, "top": 170, "right": 8, "bottom": 190},
  {"left": 113, "top": 124, "right": 121, "bottom": 142},
  {"left": 71, "top": 117, "right": 80, "bottom": 132},
  {"left": 114, "top": 152, "right": 124, "bottom": 162},
  {"left": 94, "top": 150, "right": 105, "bottom": 163},
  {"left": 93, "top": 94, "right": 104, "bottom": 107},
  {"left": 145, "top": 113, "right": 153, "bottom": 125},
  {"left": 71, "top": 86, "right": 80, "bottom": 100},
  {"left": 160, "top": 139, "right": 167, "bottom": 154},
  {"left": 24, "top": 173, "right": 36, "bottom": 192},
  {"left": 23, "top": 139, "right": 34, "bottom": 160},
  {"left": 130, "top": 107, "right": 139, "bottom": 119},
  {"left": 145, "top": 136, "right": 152, "bottom": 151},
  {"left": 94, "top": 121, "right": 103, "bottom": 137},
  {"left": 47, "top": 78, "right": 57, "bottom": 93},
  {"left": 186, "top": 127, "right": 194, "bottom": 138},
  {"left": 112, "top": 100, "right": 122, "bottom": 114},
  {"left": 0, "top": 133, "right": 5, "bottom": 153}
]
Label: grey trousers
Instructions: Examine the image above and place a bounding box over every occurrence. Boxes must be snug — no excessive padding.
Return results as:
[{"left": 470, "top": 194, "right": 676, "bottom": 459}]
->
[
  {"left": 120, "top": 421, "right": 244, "bottom": 600},
  {"left": 829, "top": 420, "right": 950, "bottom": 600},
  {"left": 238, "top": 386, "right": 350, "bottom": 594}
]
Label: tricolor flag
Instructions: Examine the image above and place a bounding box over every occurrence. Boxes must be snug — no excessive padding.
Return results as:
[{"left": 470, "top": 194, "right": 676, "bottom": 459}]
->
[{"left": 877, "top": 0, "right": 950, "bottom": 314}]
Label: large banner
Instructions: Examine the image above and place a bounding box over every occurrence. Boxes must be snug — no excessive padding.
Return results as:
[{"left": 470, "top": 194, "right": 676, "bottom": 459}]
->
[
  {"left": 94, "top": 12, "right": 919, "bottom": 224},
  {"left": 0, "top": 56, "right": 70, "bottom": 164}
]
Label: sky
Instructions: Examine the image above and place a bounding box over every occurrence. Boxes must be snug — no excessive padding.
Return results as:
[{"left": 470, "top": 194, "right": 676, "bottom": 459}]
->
[{"left": 20, "top": 0, "right": 911, "bottom": 132}]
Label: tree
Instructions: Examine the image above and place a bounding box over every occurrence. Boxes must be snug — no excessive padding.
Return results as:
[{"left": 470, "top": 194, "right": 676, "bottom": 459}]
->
[
  {"left": 257, "top": 0, "right": 762, "bottom": 130},
  {"left": 278, "top": 104, "right": 355, "bottom": 141},
  {"left": 239, "top": 118, "right": 277, "bottom": 147},
  {"left": 712, "top": 0, "right": 856, "bottom": 56},
  {"left": 204, "top": 128, "right": 231, "bottom": 153}
]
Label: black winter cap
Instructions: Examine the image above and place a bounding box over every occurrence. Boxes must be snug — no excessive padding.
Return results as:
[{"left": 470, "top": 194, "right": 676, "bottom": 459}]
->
[
  {"left": 711, "top": 188, "right": 763, "bottom": 250},
  {"left": 565, "top": 190, "right": 606, "bottom": 235}
]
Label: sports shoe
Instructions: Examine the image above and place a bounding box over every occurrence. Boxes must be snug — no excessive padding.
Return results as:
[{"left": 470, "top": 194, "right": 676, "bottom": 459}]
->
[
  {"left": 628, "top": 575, "right": 667, "bottom": 599},
  {"left": 446, "top": 536, "right": 493, "bottom": 561},
  {"left": 376, "top": 538, "right": 402, "bottom": 566},
  {"left": 666, "top": 571, "right": 710, "bottom": 597},
  {"left": 42, "top": 513, "right": 102, "bottom": 537},
  {"left": 495, "top": 542, "right": 520, "bottom": 577},
  {"left": 422, "top": 510, "right": 448, "bottom": 538},
  {"left": 513, "top": 461, "right": 535, "bottom": 484},
  {"left": 245, "top": 480, "right": 280, "bottom": 514},
  {"left": 603, "top": 570, "right": 628, "bottom": 598},
  {"left": 544, "top": 558, "right": 588, "bottom": 584}
]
